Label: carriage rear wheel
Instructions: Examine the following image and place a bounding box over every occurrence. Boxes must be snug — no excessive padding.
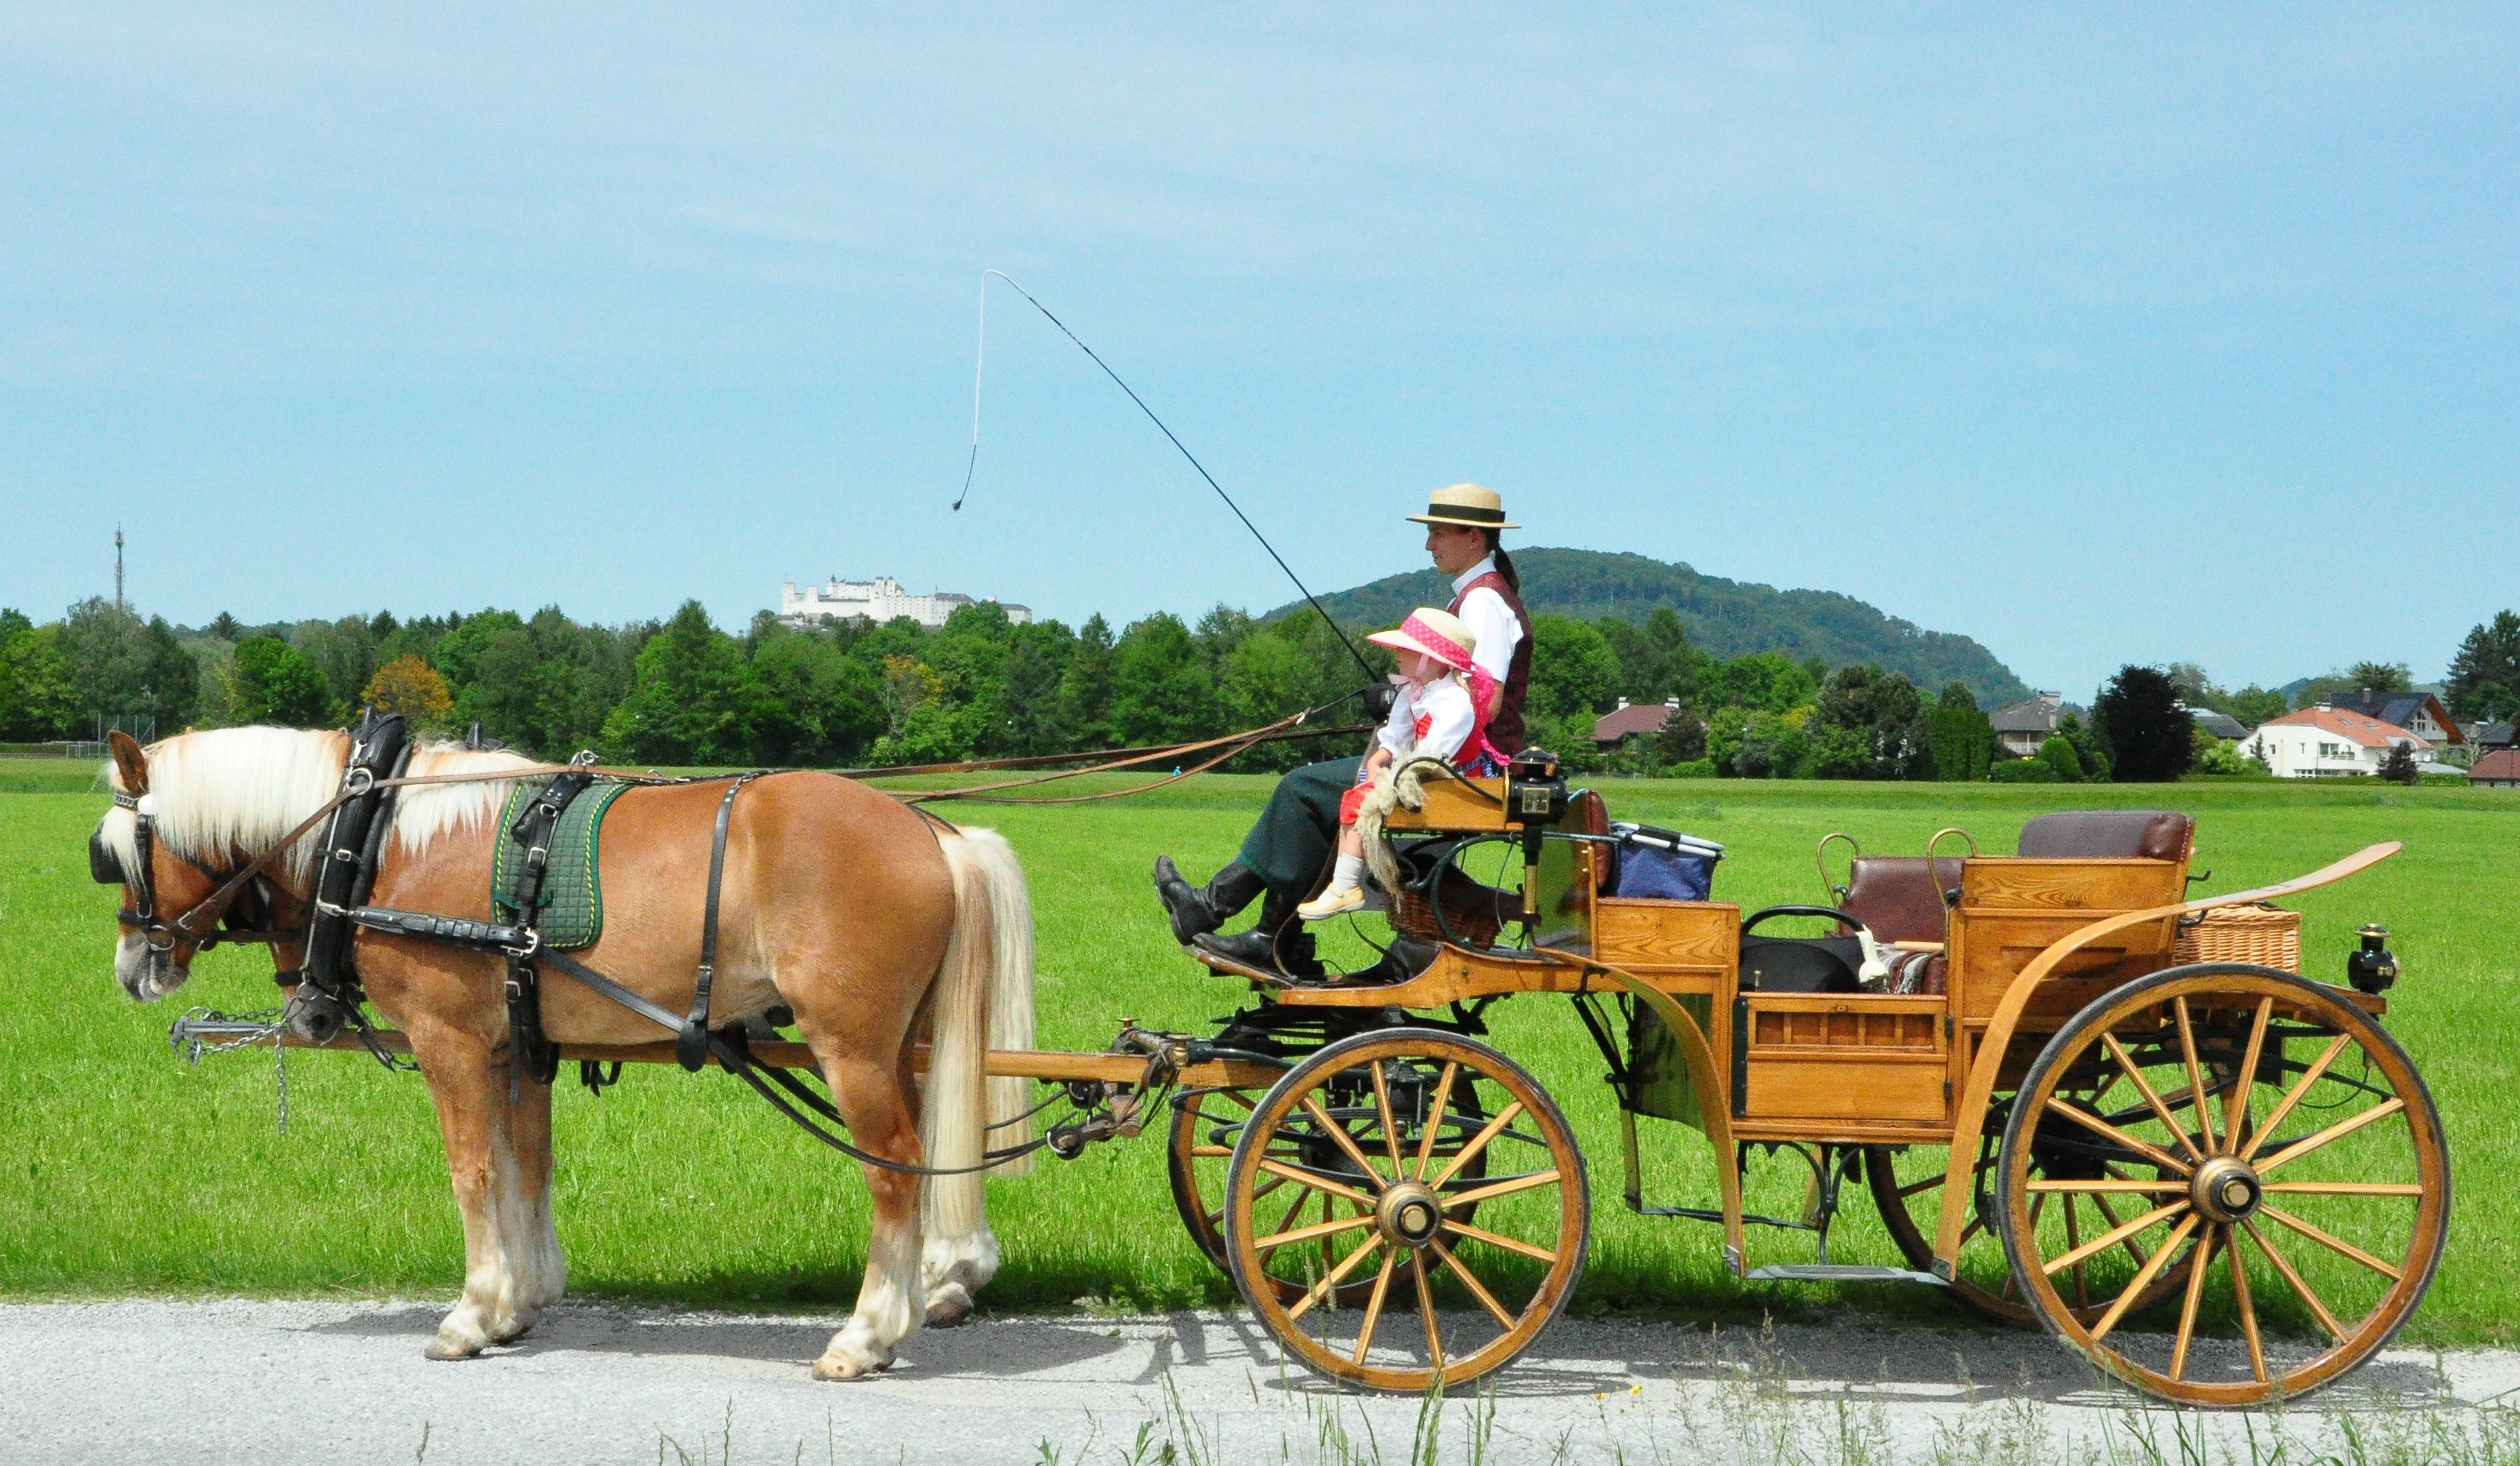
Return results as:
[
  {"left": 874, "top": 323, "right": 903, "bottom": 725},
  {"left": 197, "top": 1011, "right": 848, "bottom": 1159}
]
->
[
  {"left": 1223, "top": 1030, "right": 1588, "bottom": 1392},
  {"left": 1998, "top": 964, "right": 2450, "bottom": 1406}
]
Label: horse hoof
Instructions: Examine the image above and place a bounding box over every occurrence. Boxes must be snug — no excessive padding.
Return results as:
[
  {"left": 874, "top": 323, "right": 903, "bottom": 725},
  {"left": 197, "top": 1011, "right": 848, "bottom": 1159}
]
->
[
  {"left": 425, "top": 1334, "right": 483, "bottom": 1361},
  {"left": 812, "top": 1350, "right": 890, "bottom": 1381},
  {"left": 924, "top": 1292, "right": 972, "bottom": 1329}
]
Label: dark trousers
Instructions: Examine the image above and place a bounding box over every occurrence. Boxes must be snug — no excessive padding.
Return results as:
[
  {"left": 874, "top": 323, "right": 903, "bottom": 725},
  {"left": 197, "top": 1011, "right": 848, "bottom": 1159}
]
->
[{"left": 1237, "top": 756, "right": 1363, "bottom": 899}]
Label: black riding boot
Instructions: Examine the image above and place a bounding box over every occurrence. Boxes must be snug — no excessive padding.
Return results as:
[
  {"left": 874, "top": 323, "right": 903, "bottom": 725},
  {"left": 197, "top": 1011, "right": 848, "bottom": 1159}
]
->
[
  {"left": 1154, "top": 856, "right": 1265, "bottom": 945},
  {"left": 1193, "top": 884, "right": 1321, "bottom": 977}
]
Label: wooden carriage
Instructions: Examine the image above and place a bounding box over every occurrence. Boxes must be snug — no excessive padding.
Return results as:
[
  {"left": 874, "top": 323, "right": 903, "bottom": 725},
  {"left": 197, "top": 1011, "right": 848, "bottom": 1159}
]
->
[{"left": 1165, "top": 768, "right": 2447, "bottom": 1406}]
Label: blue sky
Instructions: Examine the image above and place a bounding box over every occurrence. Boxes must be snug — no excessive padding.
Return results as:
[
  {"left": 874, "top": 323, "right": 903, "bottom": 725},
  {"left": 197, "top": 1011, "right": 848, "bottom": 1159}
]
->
[{"left": 3, "top": 5, "right": 2512, "bottom": 697}]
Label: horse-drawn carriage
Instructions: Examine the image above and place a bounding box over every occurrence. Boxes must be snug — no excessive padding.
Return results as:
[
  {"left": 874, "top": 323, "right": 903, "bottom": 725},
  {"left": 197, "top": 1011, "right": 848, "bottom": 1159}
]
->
[{"left": 112, "top": 726, "right": 2445, "bottom": 1408}]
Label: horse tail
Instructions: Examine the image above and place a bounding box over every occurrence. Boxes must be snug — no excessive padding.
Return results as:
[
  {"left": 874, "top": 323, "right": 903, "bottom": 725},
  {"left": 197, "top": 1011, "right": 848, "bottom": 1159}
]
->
[{"left": 924, "top": 828, "right": 1037, "bottom": 1242}]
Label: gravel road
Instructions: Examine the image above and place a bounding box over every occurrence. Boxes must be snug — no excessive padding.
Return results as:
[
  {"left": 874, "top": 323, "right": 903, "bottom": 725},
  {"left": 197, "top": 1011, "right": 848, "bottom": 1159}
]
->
[{"left": 2, "top": 1300, "right": 2511, "bottom": 1465}]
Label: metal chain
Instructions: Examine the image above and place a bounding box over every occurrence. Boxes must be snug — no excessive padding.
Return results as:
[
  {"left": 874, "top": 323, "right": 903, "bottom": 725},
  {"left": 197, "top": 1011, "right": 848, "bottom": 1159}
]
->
[{"left": 172, "top": 1006, "right": 291, "bottom": 1133}]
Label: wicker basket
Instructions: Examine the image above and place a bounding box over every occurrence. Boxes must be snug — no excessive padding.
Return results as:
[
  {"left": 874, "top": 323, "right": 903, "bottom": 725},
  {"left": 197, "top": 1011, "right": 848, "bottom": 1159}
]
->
[
  {"left": 1388, "top": 882, "right": 1506, "bottom": 947},
  {"left": 2173, "top": 901, "right": 2302, "bottom": 972}
]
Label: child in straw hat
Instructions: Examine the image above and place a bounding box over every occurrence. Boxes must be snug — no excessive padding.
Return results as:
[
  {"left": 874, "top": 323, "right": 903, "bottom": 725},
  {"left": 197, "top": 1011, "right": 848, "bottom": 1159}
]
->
[{"left": 1296, "top": 607, "right": 1507, "bottom": 921}]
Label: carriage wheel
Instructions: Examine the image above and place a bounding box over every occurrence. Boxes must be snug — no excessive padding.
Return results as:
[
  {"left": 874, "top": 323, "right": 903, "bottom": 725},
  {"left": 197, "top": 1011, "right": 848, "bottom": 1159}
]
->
[
  {"left": 1998, "top": 964, "right": 2449, "bottom": 1406},
  {"left": 1866, "top": 1101, "right": 2193, "bottom": 1327},
  {"left": 1169, "top": 1079, "right": 1486, "bottom": 1307},
  {"left": 1223, "top": 1030, "right": 1588, "bottom": 1393}
]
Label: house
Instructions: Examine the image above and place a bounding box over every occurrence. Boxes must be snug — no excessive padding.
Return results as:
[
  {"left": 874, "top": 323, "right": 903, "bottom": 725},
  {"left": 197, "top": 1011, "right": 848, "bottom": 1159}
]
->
[
  {"left": 2323, "top": 690, "right": 2464, "bottom": 749},
  {"left": 2244, "top": 707, "right": 2437, "bottom": 779},
  {"left": 1593, "top": 698, "right": 1680, "bottom": 749},
  {"left": 2191, "top": 710, "right": 2252, "bottom": 741},
  {"left": 1990, "top": 692, "right": 2067, "bottom": 758},
  {"left": 2468, "top": 749, "right": 2520, "bottom": 788},
  {"left": 2464, "top": 721, "right": 2515, "bottom": 752}
]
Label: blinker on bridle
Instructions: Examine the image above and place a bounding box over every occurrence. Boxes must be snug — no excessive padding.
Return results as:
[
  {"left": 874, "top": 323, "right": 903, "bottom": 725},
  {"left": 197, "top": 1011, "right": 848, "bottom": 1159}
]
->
[{"left": 97, "top": 788, "right": 293, "bottom": 956}]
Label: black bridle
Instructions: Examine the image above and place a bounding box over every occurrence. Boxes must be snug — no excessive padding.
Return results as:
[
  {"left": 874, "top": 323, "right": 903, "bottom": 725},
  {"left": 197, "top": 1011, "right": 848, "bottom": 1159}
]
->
[{"left": 94, "top": 789, "right": 300, "bottom": 956}]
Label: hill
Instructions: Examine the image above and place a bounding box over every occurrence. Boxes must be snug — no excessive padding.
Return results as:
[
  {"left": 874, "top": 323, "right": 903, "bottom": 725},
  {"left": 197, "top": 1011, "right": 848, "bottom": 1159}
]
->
[{"left": 1271, "top": 547, "right": 2032, "bottom": 706}]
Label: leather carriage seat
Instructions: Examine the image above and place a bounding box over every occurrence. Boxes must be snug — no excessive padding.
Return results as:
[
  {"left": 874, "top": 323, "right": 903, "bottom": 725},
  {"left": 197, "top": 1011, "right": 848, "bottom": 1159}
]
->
[
  {"left": 1838, "top": 857, "right": 1965, "bottom": 945},
  {"left": 2015, "top": 810, "right": 2194, "bottom": 862}
]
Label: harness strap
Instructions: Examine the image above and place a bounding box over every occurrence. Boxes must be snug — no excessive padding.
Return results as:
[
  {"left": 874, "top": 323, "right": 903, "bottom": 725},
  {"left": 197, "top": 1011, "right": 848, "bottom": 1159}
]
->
[
  {"left": 681, "top": 775, "right": 758, "bottom": 1072},
  {"left": 501, "top": 767, "right": 592, "bottom": 1103}
]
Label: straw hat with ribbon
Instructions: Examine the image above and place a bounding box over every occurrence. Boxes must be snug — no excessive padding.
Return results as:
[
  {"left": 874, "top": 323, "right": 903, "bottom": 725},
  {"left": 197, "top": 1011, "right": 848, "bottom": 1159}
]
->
[
  {"left": 1405, "top": 483, "right": 1517, "bottom": 529},
  {"left": 1365, "top": 607, "right": 1504, "bottom": 765}
]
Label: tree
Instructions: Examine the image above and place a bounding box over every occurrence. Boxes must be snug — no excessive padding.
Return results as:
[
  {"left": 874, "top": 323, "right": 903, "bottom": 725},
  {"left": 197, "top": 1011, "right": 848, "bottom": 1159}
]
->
[
  {"left": 207, "top": 611, "right": 243, "bottom": 642},
  {"left": 2094, "top": 666, "right": 2193, "bottom": 782},
  {"left": 2226, "top": 685, "right": 2291, "bottom": 727},
  {"left": 2166, "top": 662, "right": 2223, "bottom": 711},
  {"left": 2445, "top": 611, "right": 2520, "bottom": 722},
  {"left": 2036, "top": 733, "right": 2085, "bottom": 781},
  {"left": 1111, "top": 613, "right": 1212, "bottom": 746},
  {"left": 1059, "top": 614, "right": 1117, "bottom": 750},
  {"left": 600, "top": 601, "right": 763, "bottom": 764},
  {"left": 1655, "top": 708, "right": 1708, "bottom": 764},
  {"left": 292, "top": 614, "right": 381, "bottom": 718},
  {"left": 2347, "top": 661, "right": 2414, "bottom": 694},
  {"left": 1527, "top": 616, "right": 1622, "bottom": 719},
  {"left": 2378, "top": 742, "right": 2419, "bottom": 786},
  {"left": 1928, "top": 680, "right": 1996, "bottom": 781},
  {"left": 0, "top": 621, "right": 77, "bottom": 740},
  {"left": 228, "top": 636, "right": 334, "bottom": 726},
  {"left": 362, "top": 655, "right": 453, "bottom": 729},
  {"left": 749, "top": 632, "right": 885, "bottom": 763},
  {"left": 1712, "top": 652, "right": 1819, "bottom": 714},
  {"left": 2059, "top": 710, "right": 2113, "bottom": 783},
  {"left": 1810, "top": 664, "right": 1930, "bottom": 779}
]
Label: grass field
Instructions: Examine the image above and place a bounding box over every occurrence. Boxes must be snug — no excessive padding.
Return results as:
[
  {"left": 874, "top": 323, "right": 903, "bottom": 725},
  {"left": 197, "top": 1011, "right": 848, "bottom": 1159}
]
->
[{"left": 2, "top": 758, "right": 2513, "bottom": 1349}]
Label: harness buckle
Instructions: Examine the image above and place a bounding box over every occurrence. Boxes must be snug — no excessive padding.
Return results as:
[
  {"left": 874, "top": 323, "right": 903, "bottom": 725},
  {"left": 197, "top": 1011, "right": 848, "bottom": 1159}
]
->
[
  {"left": 505, "top": 929, "right": 541, "bottom": 960},
  {"left": 341, "top": 766, "right": 375, "bottom": 797}
]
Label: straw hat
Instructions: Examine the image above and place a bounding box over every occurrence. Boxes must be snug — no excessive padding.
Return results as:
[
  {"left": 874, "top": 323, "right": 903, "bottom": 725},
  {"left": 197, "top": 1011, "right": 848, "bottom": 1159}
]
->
[
  {"left": 1367, "top": 607, "right": 1478, "bottom": 673},
  {"left": 1406, "top": 483, "right": 1517, "bottom": 530}
]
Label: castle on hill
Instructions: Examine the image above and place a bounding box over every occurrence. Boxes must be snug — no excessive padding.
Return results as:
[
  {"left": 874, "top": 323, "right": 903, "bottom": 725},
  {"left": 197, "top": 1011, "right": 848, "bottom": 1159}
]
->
[{"left": 777, "top": 576, "right": 1031, "bottom": 631}]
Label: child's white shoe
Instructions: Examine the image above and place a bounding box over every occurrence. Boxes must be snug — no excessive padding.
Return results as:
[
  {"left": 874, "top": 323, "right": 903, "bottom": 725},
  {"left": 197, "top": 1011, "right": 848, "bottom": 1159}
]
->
[{"left": 1297, "top": 885, "right": 1365, "bottom": 922}]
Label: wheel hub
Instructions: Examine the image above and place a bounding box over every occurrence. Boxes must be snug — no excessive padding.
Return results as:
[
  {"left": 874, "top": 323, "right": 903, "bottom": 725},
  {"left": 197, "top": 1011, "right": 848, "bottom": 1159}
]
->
[
  {"left": 1376, "top": 1180, "right": 1445, "bottom": 1249},
  {"left": 2189, "top": 1155, "right": 2263, "bottom": 1223}
]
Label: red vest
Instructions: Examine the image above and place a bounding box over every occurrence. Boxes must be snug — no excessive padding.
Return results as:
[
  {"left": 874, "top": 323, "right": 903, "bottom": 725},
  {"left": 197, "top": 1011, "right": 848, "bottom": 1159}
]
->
[{"left": 1447, "top": 571, "right": 1533, "bottom": 755}]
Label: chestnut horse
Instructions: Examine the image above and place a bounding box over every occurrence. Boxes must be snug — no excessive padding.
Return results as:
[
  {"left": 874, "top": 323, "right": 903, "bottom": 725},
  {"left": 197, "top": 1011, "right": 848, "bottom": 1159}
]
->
[{"left": 92, "top": 727, "right": 1035, "bottom": 1380}]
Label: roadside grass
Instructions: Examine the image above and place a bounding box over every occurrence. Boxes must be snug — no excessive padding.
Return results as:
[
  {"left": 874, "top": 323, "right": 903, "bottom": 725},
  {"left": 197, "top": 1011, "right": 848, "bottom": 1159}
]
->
[{"left": 2, "top": 759, "right": 2514, "bottom": 1356}]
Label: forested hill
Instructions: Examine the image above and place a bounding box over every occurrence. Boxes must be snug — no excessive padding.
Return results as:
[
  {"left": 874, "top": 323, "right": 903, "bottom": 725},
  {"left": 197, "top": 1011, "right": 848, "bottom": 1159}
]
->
[{"left": 1273, "top": 548, "right": 2032, "bottom": 706}]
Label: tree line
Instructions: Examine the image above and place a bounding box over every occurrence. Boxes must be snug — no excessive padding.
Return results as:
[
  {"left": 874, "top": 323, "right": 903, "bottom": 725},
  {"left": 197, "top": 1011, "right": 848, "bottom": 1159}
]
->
[{"left": 4, "top": 594, "right": 2512, "bottom": 783}]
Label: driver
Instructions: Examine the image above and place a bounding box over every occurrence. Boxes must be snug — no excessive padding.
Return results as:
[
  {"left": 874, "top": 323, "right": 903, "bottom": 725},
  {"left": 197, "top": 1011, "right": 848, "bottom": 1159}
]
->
[{"left": 1155, "top": 483, "right": 1532, "bottom": 974}]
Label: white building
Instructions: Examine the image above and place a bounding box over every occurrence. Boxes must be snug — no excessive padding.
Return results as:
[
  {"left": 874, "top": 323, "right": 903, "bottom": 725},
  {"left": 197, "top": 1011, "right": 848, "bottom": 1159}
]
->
[
  {"left": 2244, "top": 706, "right": 2437, "bottom": 779},
  {"left": 777, "top": 576, "right": 1031, "bottom": 631}
]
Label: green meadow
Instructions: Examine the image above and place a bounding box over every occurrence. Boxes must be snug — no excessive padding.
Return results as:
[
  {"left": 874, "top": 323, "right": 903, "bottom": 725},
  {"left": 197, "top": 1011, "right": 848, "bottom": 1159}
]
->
[{"left": 1, "top": 758, "right": 2513, "bottom": 1349}]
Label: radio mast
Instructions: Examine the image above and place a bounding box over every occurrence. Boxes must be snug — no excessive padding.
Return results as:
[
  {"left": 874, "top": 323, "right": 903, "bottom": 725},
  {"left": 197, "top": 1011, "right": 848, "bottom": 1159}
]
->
[{"left": 115, "top": 525, "right": 125, "bottom": 612}]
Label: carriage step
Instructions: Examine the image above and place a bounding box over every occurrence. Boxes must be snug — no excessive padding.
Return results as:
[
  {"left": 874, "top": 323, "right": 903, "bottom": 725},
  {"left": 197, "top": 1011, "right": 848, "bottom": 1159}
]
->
[{"left": 1744, "top": 1264, "right": 1947, "bottom": 1286}]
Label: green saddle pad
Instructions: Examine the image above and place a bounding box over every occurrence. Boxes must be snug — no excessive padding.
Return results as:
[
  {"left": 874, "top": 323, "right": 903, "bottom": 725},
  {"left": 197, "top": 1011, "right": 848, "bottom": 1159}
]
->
[{"left": 491, "top": 780, "right": 632, "bottom": 951}]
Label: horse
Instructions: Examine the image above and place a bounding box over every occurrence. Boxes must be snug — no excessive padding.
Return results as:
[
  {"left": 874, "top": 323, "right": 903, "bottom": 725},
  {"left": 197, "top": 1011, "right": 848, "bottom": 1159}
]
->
[{"left": 89, "top": 726, "right": 1035, "bottom": 1380}]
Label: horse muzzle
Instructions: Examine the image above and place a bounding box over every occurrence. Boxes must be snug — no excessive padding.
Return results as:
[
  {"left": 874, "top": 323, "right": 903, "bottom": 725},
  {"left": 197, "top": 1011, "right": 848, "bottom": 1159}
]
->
[{"left": 115, "top": 933, "right": 190, "bottom": 1002}]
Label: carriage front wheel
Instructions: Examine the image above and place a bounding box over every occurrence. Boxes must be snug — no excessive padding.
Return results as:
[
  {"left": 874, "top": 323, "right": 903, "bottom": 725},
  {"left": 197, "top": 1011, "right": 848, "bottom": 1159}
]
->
[
  {"left": 1223, "top": 1030, "right": 1589, "bottom": 1392},
  {"left": 1998, "top": 964, "right": 2450, "bottom": 1406}
]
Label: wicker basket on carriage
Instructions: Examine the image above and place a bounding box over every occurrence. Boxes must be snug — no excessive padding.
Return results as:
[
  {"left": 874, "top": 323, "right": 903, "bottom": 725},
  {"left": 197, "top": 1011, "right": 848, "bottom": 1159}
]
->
[
  {"left": 2172, "top": 900, "right": 2302, "bottom": 971},
  {"left": 1385, "top": 873, "right": 1507, "bottom": 947}
]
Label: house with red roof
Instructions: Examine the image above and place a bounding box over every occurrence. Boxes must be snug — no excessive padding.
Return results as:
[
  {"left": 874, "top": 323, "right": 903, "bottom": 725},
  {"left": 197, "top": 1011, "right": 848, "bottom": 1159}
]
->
[
  {"left": 2469, "top": 748, "right": 2520, "bottom": 788},
  {"left": 1592, "top": 698, "right": 1683, "bottom": 750},
  {"left": 2244, "top": 706, "right": 2437, "bottom": 779}
]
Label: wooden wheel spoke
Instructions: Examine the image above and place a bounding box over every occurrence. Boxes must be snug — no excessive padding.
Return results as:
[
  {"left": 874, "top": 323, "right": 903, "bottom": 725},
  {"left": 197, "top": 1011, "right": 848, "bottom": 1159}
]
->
[
  {"left": 1218, "top": 1089, "right": 1256, "bottom": 1111},
  {"left": 1299, "top": 1096, "right": 1391, "bottom": 1192},
  {"left": 1430, "top": 1100, "right": 1527, "bottom": 1189},
  {"left": 2085, "top": 1192, "right": 2157, "bottom": 1271},
  {"left": 2256, "top": 1097, "right": 2407, "bottom": 1176},
  {"left": 1285, "top": 1234, "right": 1385, "bottom": 1322},
  {"left": 2174, "top": 997, "right": 2220, "bottom": 1154},
  {"left": 2230, "top": 1221, "right": 2268, "bottom": 1383},
  {"left": 1428, "top": 1238, "right": 1516, "bottom": 1330},
  {"left": 1443, "top": 1217, "right": 1559, "bottom": 1264},
  {"left": 2046, "top": 1198, "right": 2187, "bottom": 1278},
  {"left": 1258, "top": 1158, "right": 1376, "bottom": 1208},
  {"left": 2240, "top": 1034, "right": 2352, "bottom": 1162},
  {"left": 1369, "top": 1062, "right": 1406, "bottom": 1172},
  {"left": 1895, "top": 1172, "right": 1943, "bottom": 1200},
  {"left": 1254, "top": 1211, "right": 1379, "bottom": 1254},
  {"left": 2170, "top": 1227, "right": 2218, "bottom": 1381},
  {"left": 2025, "top": 1178, "right": 2187, "bottom": 1194},
  {"left": 1444, "top": 1168, "right": 1561, "bottom": 1208},
  {"left": 2244, "top": 1219, "right": 2347, "bottom": 1343},
  {"left": 1412, "top": 1063, "right": 1460, "bottom": 1181},
  {"left": 2044, "top": 1096, "right": 2193, "bottom": 1176},
  {"left": 1350, "top": 1249, "right": 1400, "bottom": 1366},
  {"left": 1413, "top": 1252, "right": 1444, "bottom": 1370},
  {"left": 2103, "top": 1032, "right": 2206, "bottom": 1163},
  {"left": 2090, "top": 1213, "right": 2202, "bottom": 1345},
  {"left": 2260, "top": 1182, "right": 2424, "bottom": 1196},
  {"left": 1191, "top": 1144, "right": 1234, "bottom": 1158},
  {"left": 2063, "top": 1196, "right": 2088, "bottom": 1309},
  {"left": 2224, "top": 997, "right": 2274, "bottom": 1154},
  {"left": 2259, "top": 1205, "right": 2403, "bottom": 1282}
]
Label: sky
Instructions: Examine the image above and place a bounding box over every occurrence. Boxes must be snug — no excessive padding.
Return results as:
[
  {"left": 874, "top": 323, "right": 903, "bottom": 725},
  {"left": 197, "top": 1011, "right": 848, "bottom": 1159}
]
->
[{"left": 2, "top": 5, "right": 2513, "bottom": 697}]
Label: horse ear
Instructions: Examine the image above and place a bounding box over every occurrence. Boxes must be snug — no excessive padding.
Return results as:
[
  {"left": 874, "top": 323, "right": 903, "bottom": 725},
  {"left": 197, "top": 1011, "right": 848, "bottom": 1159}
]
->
[{"left": 108, "top": 731, "right": 148, "bottom": 794}]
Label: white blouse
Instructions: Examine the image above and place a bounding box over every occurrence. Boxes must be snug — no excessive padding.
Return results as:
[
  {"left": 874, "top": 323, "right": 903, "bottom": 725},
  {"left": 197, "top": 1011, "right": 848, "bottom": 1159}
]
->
[{"left": 1378, "top": 674, "right": 1478, "bottom": 765}]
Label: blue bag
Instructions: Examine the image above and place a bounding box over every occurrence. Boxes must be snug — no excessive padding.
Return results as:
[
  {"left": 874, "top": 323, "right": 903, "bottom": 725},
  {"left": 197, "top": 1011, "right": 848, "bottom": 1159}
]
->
[{"left": 1609, "top": 823, "right": 1724, "bottom": 901}]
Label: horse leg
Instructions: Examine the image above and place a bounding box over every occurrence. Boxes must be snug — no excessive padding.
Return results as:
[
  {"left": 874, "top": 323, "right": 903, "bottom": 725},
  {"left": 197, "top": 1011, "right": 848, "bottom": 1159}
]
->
[
  {"left": 919, "top": 1017, "right": 997, "bottom": 1329},
  {"left": 414, "top": 1031, "right": 560, "bottom": 1358},
  {"left": 810, "top": 1053, "right": 926, "bottom": 1381}
]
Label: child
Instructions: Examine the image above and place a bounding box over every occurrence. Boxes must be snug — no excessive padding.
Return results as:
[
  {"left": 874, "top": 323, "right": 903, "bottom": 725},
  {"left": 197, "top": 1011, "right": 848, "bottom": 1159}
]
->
[{"left": 1296, "top": 607, "right": 1506, "bottom": 920}]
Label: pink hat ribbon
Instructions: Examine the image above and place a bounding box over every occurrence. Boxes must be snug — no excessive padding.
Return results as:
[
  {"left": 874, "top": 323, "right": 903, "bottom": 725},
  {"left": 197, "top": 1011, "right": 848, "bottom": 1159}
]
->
[{"left": 1397, "top": 613, "right": 1503, "bottom": 767}]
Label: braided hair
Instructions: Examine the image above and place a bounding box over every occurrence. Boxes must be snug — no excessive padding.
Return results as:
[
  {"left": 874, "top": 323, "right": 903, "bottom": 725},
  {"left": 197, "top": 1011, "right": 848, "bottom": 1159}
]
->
[{"left": 1483, "top": 530, "right": 1520, "bottom": 591}]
